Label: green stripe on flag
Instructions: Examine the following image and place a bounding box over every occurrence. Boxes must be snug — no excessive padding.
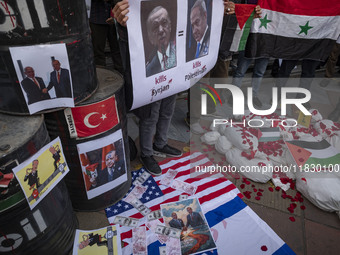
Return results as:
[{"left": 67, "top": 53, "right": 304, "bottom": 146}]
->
[
  {"left": 238, "top": 11, "right": 254, "bottom": 51},
  {"left": 303, "top": 154, "right": 340, "bottom": 169}
]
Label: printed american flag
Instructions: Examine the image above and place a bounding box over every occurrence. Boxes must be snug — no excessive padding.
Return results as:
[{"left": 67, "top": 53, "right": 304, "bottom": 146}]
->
[{"left": 105, "top": 152, "right": 241, "bottom": 246}]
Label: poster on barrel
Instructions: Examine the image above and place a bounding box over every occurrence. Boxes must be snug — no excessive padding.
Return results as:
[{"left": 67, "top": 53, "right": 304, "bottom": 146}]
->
[
  {"left": 12, "top": 137, "right": 69, "bottom": 210},
  {"left": 77, "top": 130, "right": 128, "bottom": 200},
  {"left": 9, "top": 43, "right": 75, "bottom": 114},
  {"left": 127, "top": 0, "right": 224, "bottom": 110}
]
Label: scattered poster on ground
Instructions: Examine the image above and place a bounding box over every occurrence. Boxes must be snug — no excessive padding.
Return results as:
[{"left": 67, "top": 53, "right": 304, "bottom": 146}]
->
[
  {"left": 12, "top": 137, "right": 69, "bottom": 210},
  {"left": 72, "top": 225, "right": 121, "bottom": 255},
  {"left": 9, "top": 43, "right": 74, "bottom": 114},
  {"left": 161, "top": 197, "right": 216, "bottom": 254},
  {"left": 77, "top": 129, "right": 128, "bottom": 199}
]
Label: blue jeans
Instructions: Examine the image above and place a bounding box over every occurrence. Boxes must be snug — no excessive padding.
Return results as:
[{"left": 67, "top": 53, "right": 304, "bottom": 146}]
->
[
  {"left": 232, "top": 51, "right": 269, "bottom": 96},
  {"left": 139, "top": 95, "right": 176, "bottom": 157}
]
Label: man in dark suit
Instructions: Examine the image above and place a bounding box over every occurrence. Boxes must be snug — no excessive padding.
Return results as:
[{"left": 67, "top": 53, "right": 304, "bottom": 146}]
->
[
  {"left": 97, "top": 150, "right": 126, "bottom": 186},
  {"left": 24, "top": 160, "right": 40, "bottom": 190},
  {"left": 45, "top": 60, "right": 72, "bottom": 98},
  {"left": 185, "top": 207, "right": 205, "bottom": 228},
  {"left": 146, "top": 6, "right": 176, "bottom": 77},
  {"left": 187, "top": 0, "right": 210, "bottom": 62},
  {"left": 169, "top": 212, "right": 185, "bottom": 229},
  {"left": 21, "top": 66, "right": 51, "bottom": 104}
]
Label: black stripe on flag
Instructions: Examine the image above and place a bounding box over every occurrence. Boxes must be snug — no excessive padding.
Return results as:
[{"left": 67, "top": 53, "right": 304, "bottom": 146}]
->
[
  {"left": 286, "top": 139, "right": 331, "bottom": 150},
  {"left": 245, "top": 33, "right": 335, "bottom": 62}
]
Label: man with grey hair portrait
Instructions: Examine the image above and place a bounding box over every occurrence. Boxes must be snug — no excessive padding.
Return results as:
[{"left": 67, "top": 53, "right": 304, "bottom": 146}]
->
[
  {"left": 146, "top": 6, "right": 176, "bottom": 77},
  {"left": 187, "top": 0, "right": 210, "bottom": 61}
]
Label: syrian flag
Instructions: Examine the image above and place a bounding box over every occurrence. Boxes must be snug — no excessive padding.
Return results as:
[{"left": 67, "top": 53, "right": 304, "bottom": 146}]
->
[
  {"left": 245, "top": 0, "right": 340, "bottom": 61},
  {"left": 105, "top": 152, "right": 294, "bottom": 255},
  {"left": 64, "top": 96, "right": 119, "bottom": 138},
  {"left": 286, "top": 139, "right": 340, "bottom": 170}
]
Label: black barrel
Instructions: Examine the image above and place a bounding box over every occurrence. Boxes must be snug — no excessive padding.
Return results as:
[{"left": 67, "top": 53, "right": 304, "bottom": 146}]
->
[
  {"left": 45, "top": 68, "right": 131, "bottom": 211},
  {"left": 0, "top": 114, "right": 77, "bottom": 254},
  {"left": 0, "top": 0, "right": 97, "bottom": 115}
]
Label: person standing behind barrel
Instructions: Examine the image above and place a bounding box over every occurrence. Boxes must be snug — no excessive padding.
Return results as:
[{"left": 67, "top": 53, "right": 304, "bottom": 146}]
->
[
  {"left": 45, "top": 60, "right": 72, "bottom": 98},
  {"left": 21, "top": 66, "right": 51, "bottom": 104}
]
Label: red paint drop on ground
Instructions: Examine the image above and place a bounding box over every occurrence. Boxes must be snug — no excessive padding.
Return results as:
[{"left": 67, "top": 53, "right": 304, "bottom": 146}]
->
[
  {"left": 289, "top": 217, "right": 295, "bottom": 222},
  {"left": 261, "top": 245, "right": 268, "bottom": 251}
]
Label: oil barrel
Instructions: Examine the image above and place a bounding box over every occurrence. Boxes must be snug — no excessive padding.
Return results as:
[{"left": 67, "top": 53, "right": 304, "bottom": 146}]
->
[
  {"left": 0, "top": 113, "right": 77, "bottom": 254},
  {"left": 45, "top": 68, "right": 131, "bottom": 211},
  {"left": 0, "top": 0, "right": 97, "bottom": 115}
]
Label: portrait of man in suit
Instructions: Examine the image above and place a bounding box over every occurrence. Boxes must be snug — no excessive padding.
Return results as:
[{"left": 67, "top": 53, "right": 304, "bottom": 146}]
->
[
  {"left": 186, "top": 0, "right": 211, "bottom": 62},
  {"left": 185, "top": 206, "right": 205, "bottom": 228},
  {"left": 169, "top": 212, "right": 185, "bottom": 229},
  {"left": 46, "top": 60, "right": 72, "bottom": 98},
  {"left": 145, "top": 5, "right": 177, "bottom": 77},
  {"left": 94, "top": 150, "right": 126, "bottom": 188},
  {"left": 21, "top": 66, "right": 51, "bottom": 104}
]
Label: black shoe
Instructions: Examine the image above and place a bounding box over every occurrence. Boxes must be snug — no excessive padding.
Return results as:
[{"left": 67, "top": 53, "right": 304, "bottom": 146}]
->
[
  {"left": 252, "top": 96, "right": 263, "bottom": 107},
  {"left": 140, "top": 156, "right": 162, "bottom": 176},
  {"left": 184, "top": 117, "right": 190, "bottom": 127},
  {"left": 153, "top": 144, "right": 183, "bottom": 157}
]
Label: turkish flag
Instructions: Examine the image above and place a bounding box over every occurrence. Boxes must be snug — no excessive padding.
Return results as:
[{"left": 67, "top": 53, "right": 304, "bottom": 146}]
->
[{"left": 64, "top": 96, "right": 119, "bottom": 138}]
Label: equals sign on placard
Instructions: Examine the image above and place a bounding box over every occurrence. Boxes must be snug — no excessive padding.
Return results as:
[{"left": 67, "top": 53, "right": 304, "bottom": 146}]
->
[{"left": 178, "top": 31, "right": 184, "bottom": 37}]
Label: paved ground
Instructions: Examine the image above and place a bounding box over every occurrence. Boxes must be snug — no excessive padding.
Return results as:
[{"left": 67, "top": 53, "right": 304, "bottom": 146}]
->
[{"left": 76, "top": 62, "right": 340, "bottom": 254}]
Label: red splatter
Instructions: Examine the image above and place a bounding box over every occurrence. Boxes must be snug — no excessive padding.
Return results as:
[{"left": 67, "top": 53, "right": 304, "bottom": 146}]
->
[
  {"left": 240, "top": 184, "right": 245, "bottom": 189},
  {"left": 56, "top": 0, "right": 65, "bottom": 25},
  {"left": 243, "top": 191, "right": 252, "bottom": 199},
  {"left": 0, "top": 1, "right": 16, "bottom": 28},
  {"left": 275, "top": 187, "right": 281, "bottom": 191},
  {"left": 268, "top": 187, "right": 274, "bottom": 192},
  {"left": 257, "top": 192, "right": 263, "bottom": 196},
  {"left": 261, "top": 245, "right": 268, "bottom": 251},
  {"left": 300, "top": 205, "right": 306, "bottom": 210},
  {"left": 289, "top": 217, "right": 295, "bottom": 222},
  {"left": 255, "top": 196, "right": 261, "bottom": 200}
]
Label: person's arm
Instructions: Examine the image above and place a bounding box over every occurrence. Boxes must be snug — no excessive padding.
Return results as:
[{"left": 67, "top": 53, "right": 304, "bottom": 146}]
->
[
  {"left": 224, "top": 0, "right": 235, "bottom": 15},
  {"left": 254, "top": 5, "right": 262, "bottom": 18},
  {"left": 45, "top": 73, "right": 54, "bottom": 92},
  {"left": 112, "top": 0, "right": 129, "bottom": 27}
]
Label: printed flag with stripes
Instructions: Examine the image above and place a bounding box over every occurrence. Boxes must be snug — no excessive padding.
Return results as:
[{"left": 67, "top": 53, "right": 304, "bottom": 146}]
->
[
  {"left": 105, "top": 152, "right": 295, "bottom": 254},
  {"left": 286, "top": 139, "right": 340, "bottom": 170},
  {"left": 245, "top": 0, "right": 340, "bottom": 61}
]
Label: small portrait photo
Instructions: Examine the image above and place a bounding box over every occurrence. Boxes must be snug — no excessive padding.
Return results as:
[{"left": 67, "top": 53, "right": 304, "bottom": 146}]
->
[
  {"left": 12, "top": 137, "right": 69, "bottom": 210},
  {"left": 161, "top": 198, "right": 216, "bottom": 254},
  {"left": 9, "top": 43, "right": 74, "bottom": 114},
  {"left": 77, "top": 130, "right": 127, "bottom": 200},
  {"left": 186, "top": 0, "right": 212, "bottom": 62},
  {"left": 140, "top": 0, "right": 177, "bottom": 77}
]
